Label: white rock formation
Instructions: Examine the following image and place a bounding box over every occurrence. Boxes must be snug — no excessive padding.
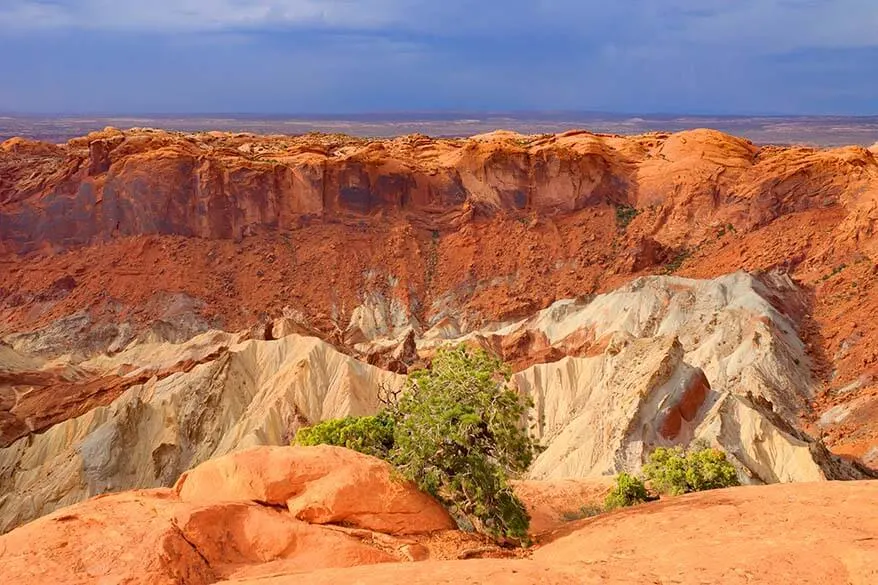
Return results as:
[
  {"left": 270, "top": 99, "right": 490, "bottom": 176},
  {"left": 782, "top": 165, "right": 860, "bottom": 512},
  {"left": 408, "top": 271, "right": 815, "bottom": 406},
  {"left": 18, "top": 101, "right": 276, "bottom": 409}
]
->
[
  {"left": 428, "top": 272, "right": 845, "bottom": 483},
  {"left": 0, "top": 334, "right": 402, "bottom": 533}
]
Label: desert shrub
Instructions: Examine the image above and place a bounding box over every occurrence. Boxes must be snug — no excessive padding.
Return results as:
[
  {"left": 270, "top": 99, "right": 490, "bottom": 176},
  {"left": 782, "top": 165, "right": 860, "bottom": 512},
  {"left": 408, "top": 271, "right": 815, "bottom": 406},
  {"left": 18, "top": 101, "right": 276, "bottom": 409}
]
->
[
  {"left": 294, "top": 410, "right": 396, "bottom": 459},
  {"left": 391, "top": 346, "right": 537, "bottom": 545},
  {"left": 604, "top": 472, "right": 649, "bottom": 510},
  {"left": 295, "top": 345, "right": 537, "bottom": 546},
  {"left": 643, "top": 444, "right": 740, "bottom": 496},
  {"left": 615, "top": 204, "right": 639, "bottom": 229},
  {"left": 664, "top": 248, "right": 692, "bottom": 273},
  {"left": 561, "top": 504, "right": 605, "bottom": 521}
]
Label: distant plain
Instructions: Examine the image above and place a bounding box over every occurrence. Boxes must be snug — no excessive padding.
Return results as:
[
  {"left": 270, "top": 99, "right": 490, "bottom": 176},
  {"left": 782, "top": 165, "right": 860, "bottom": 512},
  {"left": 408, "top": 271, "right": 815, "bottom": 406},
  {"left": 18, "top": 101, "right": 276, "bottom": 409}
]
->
[{"left": 2, "top": 113, "right": 878, "bottom": 147}]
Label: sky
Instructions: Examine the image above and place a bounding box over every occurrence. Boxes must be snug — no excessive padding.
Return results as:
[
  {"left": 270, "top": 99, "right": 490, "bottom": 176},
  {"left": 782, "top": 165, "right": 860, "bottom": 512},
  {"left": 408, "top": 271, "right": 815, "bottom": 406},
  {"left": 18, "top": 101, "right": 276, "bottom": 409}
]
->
[{"left": 0, "top": 0, "right": 876, "bottom": 115}]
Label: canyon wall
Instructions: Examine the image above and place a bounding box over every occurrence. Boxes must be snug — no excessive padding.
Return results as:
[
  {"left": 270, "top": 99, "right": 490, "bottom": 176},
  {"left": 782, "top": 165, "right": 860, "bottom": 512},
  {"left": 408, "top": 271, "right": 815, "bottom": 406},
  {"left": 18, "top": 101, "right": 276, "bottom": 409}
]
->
[{"left": 3, "top": 127, "right": 878, "bottom": 532}]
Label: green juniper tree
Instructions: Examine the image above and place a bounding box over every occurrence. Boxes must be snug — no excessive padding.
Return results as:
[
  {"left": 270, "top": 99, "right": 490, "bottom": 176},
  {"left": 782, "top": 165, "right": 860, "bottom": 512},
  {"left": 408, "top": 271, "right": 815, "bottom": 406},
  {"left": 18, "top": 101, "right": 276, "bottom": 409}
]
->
[{"left": 294, "top": 345, "right": 538, "bottom": 546}]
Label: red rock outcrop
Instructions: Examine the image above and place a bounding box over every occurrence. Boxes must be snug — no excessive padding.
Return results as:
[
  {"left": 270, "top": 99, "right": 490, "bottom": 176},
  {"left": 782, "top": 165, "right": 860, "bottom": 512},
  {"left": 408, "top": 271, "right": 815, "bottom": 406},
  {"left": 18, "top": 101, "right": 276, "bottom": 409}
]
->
[
  {"left": 1, "top": 128, "right": 873, "bottom": 253},
  {"left": 174, "top": 445, "right": 455, "bottom": 535},
  {"left": 533, "top": 480, "right": 878, "bottom": 584},
  {"left": 512, "top": 478, "right": 612, "bottom": 534},
  {"left": 0, "top": 370, "right": 151, "bottom": 447},
  {"left": 0, "top": 446, "right": 453, "bottom": 584}
]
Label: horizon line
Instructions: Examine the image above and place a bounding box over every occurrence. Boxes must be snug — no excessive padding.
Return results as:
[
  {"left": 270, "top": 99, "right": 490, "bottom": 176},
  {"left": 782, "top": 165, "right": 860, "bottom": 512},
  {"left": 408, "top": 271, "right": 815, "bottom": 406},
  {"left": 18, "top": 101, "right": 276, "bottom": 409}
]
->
[{"left": 3, "top": 110, "right": 878, "bottom": 120}]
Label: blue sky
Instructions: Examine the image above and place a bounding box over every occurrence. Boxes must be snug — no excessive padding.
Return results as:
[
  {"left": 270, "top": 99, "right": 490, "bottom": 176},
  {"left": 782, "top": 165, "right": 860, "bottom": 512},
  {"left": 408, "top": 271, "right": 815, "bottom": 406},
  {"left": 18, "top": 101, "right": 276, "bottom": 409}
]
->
[{"left": 0, "top": 0, "right": 876, "bottom": 115}]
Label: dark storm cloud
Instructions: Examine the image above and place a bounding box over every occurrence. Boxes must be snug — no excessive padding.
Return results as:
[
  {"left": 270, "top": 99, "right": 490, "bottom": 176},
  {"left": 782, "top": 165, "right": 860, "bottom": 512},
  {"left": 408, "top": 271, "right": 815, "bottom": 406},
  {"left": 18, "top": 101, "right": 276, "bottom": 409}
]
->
[{"left": 0, "top": 0, "right": 875, "bottom": 114}]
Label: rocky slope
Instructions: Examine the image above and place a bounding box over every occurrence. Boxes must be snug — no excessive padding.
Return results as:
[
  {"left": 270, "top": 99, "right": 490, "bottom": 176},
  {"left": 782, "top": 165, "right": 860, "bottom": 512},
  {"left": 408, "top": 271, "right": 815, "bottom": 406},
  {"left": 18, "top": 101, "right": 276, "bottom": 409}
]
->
[
  {"left": 1, "top": 272, "right": 872, "bottom": 533},
  {"left": 0, "top": 333, "right": 402, "bottom": 532},
  {"left": 2, "top": 126, "right": 878, "bottom": 533},
  {"left": 1, "top": 445, "right": 876, "bottom": 585}
]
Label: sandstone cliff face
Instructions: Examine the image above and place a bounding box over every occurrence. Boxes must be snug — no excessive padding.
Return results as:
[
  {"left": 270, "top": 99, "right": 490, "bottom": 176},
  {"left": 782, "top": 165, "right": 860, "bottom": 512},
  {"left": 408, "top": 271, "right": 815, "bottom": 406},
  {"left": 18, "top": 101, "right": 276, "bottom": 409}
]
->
[{"left": 2, "top": 127, "right": 875, "bottom": 253}]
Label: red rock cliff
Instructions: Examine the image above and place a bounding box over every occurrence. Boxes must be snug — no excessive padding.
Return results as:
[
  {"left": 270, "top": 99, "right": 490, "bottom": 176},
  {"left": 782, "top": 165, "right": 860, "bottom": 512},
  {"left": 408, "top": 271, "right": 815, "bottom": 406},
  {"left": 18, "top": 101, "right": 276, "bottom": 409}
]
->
[{"left": 3, "top": 127, "right": 874, "bottom": 252}]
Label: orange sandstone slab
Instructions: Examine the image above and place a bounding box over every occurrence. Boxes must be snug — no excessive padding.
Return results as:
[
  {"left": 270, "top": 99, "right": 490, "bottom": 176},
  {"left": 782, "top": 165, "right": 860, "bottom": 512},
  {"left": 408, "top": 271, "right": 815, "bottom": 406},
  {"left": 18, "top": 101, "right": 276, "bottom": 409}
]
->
[{"left": 174, "top": 445, "right": 456, "bottom": 535}]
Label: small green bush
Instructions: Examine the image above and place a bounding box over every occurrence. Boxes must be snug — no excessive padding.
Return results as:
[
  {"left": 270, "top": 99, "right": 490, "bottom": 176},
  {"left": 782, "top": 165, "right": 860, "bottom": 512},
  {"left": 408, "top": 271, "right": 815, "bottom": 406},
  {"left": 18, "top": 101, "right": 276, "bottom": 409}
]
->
[
  {"left": 294, "top": 410, "right": 396, "bottom": 459},
  {"left": 561, "top": 504, "right": 604, "bottom": 521},
  {"left": 664, "top": 249, "right": 692, "bottom": 274},
  {"left": 643, "top": 444, "right": 740, "bottom": 496},
  {"left": 615, "top": 205, "right": 639, "bottom": 229},
  {"left": 604, "top": 472, "right": 649, "bottom": 510}
]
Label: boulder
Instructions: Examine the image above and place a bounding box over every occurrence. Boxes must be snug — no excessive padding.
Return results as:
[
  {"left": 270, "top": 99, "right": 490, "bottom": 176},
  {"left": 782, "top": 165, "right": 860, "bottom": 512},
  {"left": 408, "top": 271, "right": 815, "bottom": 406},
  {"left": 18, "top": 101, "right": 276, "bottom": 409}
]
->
[
  {"left": 174, "top": 446, "right": 455, "bottom": 535},
  {"left": 0, "top": 446, "right": 453, "bottom": 584},
  {"left": 0, "top": 490, "right": 402, "bottom": 585},
  {"left": 171, "top": 502, "right": 397, "bottom": 580},
  {"left": 0, "top": 489, "right": 217, "bottom": 585}
]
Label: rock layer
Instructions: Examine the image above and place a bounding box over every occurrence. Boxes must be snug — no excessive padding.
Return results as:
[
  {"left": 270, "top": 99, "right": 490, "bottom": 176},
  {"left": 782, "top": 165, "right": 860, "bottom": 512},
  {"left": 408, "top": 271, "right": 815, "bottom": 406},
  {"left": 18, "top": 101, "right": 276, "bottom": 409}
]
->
[
  {"left": 494, "top": 272, "right": 828, "bottom": 481},
  {"left": 2, "top": 128, "right": 874, "bottom": 253},
  {"left": 3, "top": 127, "right": 878, "bottom": 470},
  {"left": 174, "top": 446, "right": 455, "bottom": 535}
]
